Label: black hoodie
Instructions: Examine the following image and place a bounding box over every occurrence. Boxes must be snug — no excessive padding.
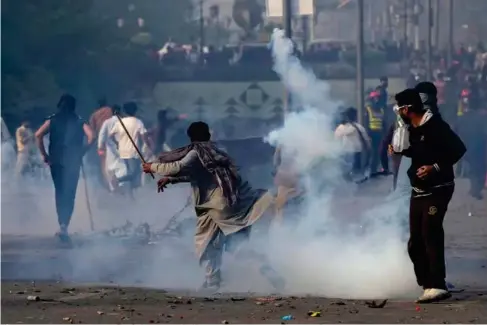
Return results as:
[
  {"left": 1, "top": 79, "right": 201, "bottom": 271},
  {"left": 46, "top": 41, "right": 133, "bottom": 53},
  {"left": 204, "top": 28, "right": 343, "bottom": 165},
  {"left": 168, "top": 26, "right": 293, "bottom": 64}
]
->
[{"left": 400, "top": 114, "right": 466, "bottom": 194}]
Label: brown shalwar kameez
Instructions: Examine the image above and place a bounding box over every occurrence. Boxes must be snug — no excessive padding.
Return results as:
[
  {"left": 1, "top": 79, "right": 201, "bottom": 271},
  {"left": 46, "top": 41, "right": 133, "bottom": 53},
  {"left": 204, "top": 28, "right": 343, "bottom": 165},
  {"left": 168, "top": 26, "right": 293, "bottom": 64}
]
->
[{"left": 150, "top": 150, "right": 275, "bottom": 287}]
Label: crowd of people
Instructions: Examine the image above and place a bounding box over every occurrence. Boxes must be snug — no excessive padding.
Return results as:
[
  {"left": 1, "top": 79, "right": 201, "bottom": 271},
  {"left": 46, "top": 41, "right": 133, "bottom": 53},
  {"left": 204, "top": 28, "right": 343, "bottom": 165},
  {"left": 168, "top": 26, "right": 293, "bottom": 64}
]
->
[
  {"left": 2, "top": 71, "right": 486, "bottom": 303},
  {"left": 333, "top": 74, "right": 486, "bottom": 197},
  {"left": 156, "top": 38, "right": 487, "bottom": 74}
]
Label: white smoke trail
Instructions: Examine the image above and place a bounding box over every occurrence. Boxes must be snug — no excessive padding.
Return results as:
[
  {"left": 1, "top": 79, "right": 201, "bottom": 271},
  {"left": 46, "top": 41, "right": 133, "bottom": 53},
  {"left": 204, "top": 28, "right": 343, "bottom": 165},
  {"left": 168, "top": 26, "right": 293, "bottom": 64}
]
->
[{"left": 263, "top": 29, "right": 417, "bottom": 299}]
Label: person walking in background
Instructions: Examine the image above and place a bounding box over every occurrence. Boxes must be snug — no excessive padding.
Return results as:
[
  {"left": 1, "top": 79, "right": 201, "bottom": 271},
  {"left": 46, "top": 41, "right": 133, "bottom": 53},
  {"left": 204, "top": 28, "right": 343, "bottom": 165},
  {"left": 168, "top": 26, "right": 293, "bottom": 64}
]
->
[
  {"left": 109, "top": 102, "right": 151, "bottom": 198},
  {"left": 365, "top": 90, "right": 389, "bottom": 176},
  {"left": 89, "top": 98, "right": 112, "bottom": 136},
  {"left": 35, "top": 94, "right": 94, "bottom": 242},
  {"left": 15, "top": 118, "right": 35, "bottom": 177},
  {"left": 147, "top": 109, "right": 188, "bottom": 155},
  {"left": 146, "top": 109, "right": 177, "bottom": 155},
  {"left": 88, "top": 97, "right": 113, "bottom": 189},
  {"left": 376, "top": 76, "right": 389, "bottom": 110},
  {"left": 97, "top": 104, "right": 124, "bottom": 192},
  {"left": 335, "top": 107, "right": 371, "bottom": 181}
]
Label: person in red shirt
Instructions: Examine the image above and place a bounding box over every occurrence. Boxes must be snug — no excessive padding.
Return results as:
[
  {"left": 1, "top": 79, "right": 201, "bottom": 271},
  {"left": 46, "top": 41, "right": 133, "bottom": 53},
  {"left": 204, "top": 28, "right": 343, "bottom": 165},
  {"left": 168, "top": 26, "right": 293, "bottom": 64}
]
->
[{"left": 89, "top": 98, "right": 115, "bottom": 189}]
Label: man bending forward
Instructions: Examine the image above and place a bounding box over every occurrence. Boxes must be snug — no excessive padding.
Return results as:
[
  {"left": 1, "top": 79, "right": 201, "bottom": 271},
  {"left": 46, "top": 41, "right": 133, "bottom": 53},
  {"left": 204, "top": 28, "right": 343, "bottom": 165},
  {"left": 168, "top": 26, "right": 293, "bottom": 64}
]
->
[{"left": 142, "top": 121, "right": 285, "bottom": 292}]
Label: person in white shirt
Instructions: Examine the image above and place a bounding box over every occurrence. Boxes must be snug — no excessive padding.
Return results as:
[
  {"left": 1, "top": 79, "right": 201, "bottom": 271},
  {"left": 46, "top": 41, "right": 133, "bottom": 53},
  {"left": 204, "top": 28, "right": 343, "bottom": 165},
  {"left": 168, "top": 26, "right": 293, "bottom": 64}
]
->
[
  {"left": 334, "top": 107, "right": 371, "bottom": 181},
  {"left": 109, "top": 102, "right": 150, "bottom": 197},
  {"left": 97, "top": 105, "right": 126, "bottom": 192}
]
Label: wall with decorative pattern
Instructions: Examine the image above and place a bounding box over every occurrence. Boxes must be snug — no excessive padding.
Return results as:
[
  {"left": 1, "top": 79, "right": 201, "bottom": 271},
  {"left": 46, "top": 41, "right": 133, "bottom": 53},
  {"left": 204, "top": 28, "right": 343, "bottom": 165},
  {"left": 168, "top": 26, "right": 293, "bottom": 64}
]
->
[
  {"left": 152, "top": 78, "right": 406, "bottom": 139},
  {"left": 153, "top": 78, "right": 406, "bottom": 118}
]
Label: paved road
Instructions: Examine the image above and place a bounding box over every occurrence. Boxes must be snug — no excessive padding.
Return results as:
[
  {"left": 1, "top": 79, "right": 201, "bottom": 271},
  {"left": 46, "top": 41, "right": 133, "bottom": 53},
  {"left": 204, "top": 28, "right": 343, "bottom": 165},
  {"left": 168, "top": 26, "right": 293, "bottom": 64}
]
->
[{"left": 1, "top": 175, "right": 486, "bottom": 323}]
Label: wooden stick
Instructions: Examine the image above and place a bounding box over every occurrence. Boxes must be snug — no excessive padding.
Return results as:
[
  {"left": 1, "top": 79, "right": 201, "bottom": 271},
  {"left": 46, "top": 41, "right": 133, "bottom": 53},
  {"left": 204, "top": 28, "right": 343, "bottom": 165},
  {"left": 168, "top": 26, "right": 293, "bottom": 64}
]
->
[
  {"left": 115, "top": 113, "right": 155, "bottom": 179},
  {"left": 81, "top": 163, "right": 95, "bottom": 231}
]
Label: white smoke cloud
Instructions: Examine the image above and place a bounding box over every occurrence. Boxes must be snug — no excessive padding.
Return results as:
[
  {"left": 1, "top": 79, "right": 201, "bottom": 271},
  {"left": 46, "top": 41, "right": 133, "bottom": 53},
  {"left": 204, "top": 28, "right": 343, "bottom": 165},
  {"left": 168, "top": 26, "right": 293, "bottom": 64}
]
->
[
  {"left": 261, "top": 28, "right": 417, "bottom": 299},
  {"left": 1, "top": 29, "right": 417, "bottom": 299}
]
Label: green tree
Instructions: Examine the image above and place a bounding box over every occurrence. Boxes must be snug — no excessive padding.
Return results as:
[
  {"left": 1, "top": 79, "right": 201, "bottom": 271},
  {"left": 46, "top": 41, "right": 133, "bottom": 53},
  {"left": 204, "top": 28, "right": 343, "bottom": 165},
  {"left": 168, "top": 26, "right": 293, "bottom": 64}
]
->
[{"left": 1, "top": 0, "right": 194, "bottom": 122}]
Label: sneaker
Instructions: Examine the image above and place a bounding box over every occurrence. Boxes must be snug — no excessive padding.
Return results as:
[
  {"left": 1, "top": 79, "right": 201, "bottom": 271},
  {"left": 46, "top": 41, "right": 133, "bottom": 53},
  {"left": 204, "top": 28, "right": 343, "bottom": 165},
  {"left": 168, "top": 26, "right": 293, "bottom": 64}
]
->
[
  {"left": 416, "top": 288, "right": 451, "bottom": 303},
  {"left": 416, "top": 289, "right": 430, "bottom": 303}
]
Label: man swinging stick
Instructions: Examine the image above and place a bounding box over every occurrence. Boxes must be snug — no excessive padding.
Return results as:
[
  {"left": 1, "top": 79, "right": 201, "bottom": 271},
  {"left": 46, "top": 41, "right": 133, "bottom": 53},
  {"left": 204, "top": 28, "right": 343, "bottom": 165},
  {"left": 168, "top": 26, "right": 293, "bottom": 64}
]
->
[{"left": 142, "top": 121, "right": 286, "bottom": 292}]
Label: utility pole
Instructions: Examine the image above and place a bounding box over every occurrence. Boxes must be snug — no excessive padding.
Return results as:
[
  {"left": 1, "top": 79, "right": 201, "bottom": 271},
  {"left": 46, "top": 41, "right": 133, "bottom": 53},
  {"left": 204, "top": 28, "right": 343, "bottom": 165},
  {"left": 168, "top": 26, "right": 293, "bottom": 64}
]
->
[
  {"left": 447, "top": 0, "right": 454, "bottom": 66},
  {"left": 426, "top": 0, "right": 432, "bottom": 80},
  {"left": 413, "top": 0, "right": 420, "bottom": 50},
  {"left": 283, "top": 0, "right": 293, "bottom": 39},
  {"left": 434, "top": 0, "right": 440, "bottom": 48},
  {"left": 403, "top": 0, "right": 408, "bottom": 67},
  {"left": 282, "top": 0, "right": 293, "bottom": 114},
  {"left": 357, "top": 0, "right": 364, "bottom": 125},
  {"left": 199, "top": 0, "right": 205, "bottom": 56}
]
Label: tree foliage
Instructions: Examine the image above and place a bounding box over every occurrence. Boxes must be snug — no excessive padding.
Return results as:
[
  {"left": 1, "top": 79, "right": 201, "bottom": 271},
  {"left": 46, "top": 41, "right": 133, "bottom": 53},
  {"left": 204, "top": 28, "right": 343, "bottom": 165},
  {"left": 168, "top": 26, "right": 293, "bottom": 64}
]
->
[{"left": 1, "top": 0, "right": 194, "bottom": 124}]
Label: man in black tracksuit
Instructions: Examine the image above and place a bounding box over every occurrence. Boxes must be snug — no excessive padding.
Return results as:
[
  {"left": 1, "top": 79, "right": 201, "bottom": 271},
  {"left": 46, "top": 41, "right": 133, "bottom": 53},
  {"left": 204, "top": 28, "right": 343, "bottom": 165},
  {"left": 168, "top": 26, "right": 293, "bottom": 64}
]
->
[{"left": 390, "top": 89, "right": 466, "bottom": 303}]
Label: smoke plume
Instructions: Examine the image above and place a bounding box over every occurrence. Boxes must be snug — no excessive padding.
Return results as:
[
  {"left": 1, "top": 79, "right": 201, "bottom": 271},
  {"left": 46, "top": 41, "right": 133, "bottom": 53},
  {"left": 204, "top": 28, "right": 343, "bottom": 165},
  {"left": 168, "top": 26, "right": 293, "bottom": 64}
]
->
[
  {"left": 1, "top": 29, "right": 417, "bottom": 299},
  {"left": 261, "top": 29, "right": 417, "bottom": 299}
]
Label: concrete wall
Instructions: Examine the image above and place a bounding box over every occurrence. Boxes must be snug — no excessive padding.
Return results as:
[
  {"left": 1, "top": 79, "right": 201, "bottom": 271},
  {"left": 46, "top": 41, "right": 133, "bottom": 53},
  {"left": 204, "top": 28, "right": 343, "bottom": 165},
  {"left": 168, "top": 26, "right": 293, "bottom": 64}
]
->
[
  {"left": 149, "top": 78, "right": 405, "bottom": 139},
  {"left": 152, "top": 78, "right": 406, "bottom": 120}
]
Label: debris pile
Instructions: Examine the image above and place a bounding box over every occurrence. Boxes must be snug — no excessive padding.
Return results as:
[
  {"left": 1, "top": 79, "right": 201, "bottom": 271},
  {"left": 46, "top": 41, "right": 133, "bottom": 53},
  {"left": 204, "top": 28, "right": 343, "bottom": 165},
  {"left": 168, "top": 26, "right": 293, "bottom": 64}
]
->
[{"left": 92, "top": 218, "right": 196, "bottom": 246}]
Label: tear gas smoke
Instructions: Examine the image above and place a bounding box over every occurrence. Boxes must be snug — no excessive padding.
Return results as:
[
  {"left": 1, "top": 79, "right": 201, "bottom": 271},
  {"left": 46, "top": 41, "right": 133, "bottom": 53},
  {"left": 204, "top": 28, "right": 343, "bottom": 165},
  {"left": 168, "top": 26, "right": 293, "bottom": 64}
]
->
[
  {"left": 1, "top": 30, "right": 416, "bottom": 299},
  {"left": 1, "top": 138, "right": 205, "bottom": 289},
  {"left": 261, "top": 29, "right": 417, "bottom": 299}
]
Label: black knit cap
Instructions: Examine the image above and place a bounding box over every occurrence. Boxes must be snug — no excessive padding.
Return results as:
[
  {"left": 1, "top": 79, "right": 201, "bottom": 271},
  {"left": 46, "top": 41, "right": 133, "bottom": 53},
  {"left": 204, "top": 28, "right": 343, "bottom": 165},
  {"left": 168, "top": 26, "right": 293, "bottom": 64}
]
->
[
  {"left": 395, "top": 88, "right": 424, "bottom": 113},
  {"left": 414, "top": 81, "right": 437, "bottom": 96}
]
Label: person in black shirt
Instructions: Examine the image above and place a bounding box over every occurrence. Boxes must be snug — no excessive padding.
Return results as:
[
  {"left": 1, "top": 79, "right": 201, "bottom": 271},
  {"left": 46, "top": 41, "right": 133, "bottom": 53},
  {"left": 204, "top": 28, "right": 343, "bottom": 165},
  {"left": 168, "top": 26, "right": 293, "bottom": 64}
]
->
[
  {"left": 35, "top": 94, "right": 94, "bottom": 242},
  {"left": 389, "top": 88, "right": 466, "bottom": 303}
]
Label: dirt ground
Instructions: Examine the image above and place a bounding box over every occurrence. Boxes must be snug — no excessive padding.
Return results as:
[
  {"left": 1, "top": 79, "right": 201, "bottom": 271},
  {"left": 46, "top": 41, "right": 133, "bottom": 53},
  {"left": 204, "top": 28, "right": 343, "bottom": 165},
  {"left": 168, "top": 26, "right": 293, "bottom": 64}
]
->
[
  {"left": 2, "top": 282, "right": 487, "bottom": 324},
  {"left": 1, "top": 176, "right": 486, "bottom": 324}
]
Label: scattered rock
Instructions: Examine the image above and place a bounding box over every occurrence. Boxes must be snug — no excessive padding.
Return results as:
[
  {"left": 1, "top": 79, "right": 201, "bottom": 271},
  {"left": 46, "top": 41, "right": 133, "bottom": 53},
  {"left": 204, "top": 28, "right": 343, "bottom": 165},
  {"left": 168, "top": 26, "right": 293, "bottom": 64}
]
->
[
  {"left": 256, "top": 302, "right": 264, "bottom": 306},
  {"left": 274, "top": 303, "right": 282, "bottom": 307},
  {"left": 96, "top": 311, "right": 104, "bottom": 316},
  {"left": 204, "top": 297, "right": 215, "bottom": 302},
  {"left": 230, "top": 297, "right": 246, "bottom": 302},
  {"left": 26, "top": 296, "right": 40, "bottom": 301},
  {"left": 365, "top": 300, "right": 388, "bottom": 308},
  {"left": 331, "top": 301, "right": 346, "bottom": 306},
  {"left": 222, "top": 320, "right": 229, "bottom": 324},
  {"left": 168, "top": 299, "right": 183, "bottom": 304}
]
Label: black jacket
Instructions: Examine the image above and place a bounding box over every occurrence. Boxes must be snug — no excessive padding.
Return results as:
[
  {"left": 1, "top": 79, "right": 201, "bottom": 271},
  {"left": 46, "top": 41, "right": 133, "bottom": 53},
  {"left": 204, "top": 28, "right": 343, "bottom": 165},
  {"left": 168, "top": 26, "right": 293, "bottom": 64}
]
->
[{"left": 400, "top": 114, "right": 466, "bottom": 192}]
